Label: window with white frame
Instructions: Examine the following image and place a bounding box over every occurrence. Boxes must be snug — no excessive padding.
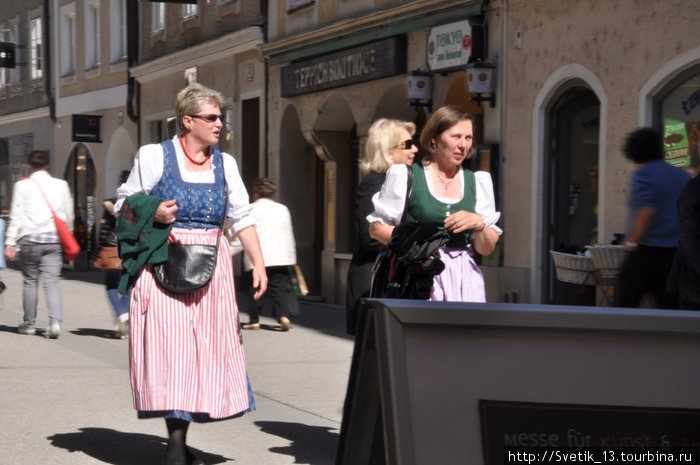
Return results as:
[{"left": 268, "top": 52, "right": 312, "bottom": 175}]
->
[
  {"left": 110, "top": 0, "right": 126, "bottom": 63},
  {"left": 152, "top": 2, "right": 165, "bottom": 32},
  {"left": 60, "top": 3, "right": 76, "bottom": 76},
  {"left": 85, "top": 0, "right": 100, "bottom": 70},
  {"left": 9, "top": 21, "right": 20, "bottom": 85},
  {"left": 0, "top": 29, "right": 8, "bottom": 88},
  {"left": 183, "top": 3, "right": 199, "bottom": 19},
  {"left": 30, "top": 16, "right": 42, "bottom": 80}
]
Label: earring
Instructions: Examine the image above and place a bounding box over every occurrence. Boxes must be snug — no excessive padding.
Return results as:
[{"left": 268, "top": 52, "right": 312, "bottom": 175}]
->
[{"left": 430, "top": 141, "right": 437, "bottom": 149}]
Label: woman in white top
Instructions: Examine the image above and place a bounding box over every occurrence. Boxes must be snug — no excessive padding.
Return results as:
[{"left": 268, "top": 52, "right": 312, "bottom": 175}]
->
[
  {"left": 367, "top": 105, "right": 502, "bottom": 302},
  {"left": 115, "top": 83, "right": 267, "bottom": 465},
  {"left": 232, "top": 178, "right": 298, "bottom": 331}
]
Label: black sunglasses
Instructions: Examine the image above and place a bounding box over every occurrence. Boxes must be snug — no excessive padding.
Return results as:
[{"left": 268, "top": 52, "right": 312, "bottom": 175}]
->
[
  {"left": 189, "top": 114, "right": 224, "bottom": 123},
  {"left": 395, "top": 139, "right": 417, "bottom": 150}
]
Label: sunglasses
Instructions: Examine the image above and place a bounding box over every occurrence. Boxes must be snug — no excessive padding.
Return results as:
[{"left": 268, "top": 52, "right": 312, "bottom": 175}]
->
[
  {"left": 395, "top": 139, "right": 417, "bottom": 150},
  {"left": 189, "top": 114, "right": 224, "bottom": 123}
]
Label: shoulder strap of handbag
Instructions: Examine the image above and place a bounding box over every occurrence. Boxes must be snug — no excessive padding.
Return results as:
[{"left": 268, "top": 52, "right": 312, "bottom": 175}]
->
[
  {"left": 21, "top": 177, "right": 59, "bottom": 219},
  {"left": 399, "top": 164, "right": 414, "bottom": 226}
]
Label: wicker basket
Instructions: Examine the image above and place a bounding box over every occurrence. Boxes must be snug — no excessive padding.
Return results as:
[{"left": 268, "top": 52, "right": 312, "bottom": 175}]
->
[
  {"left": 550, "top": 251, "right": 595, "bottom": 285},
  {"left": 585, "top": 245, "right": 627, "bottom": 281}
]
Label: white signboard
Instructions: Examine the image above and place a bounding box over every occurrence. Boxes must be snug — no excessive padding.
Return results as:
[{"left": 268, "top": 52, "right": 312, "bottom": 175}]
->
[{"left": 427, "top": 20, "right": 472, "bottom": 71}]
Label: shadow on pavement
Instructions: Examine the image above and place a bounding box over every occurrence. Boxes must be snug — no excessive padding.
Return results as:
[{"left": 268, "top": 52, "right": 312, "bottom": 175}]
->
[
  {"left": 71, "top": 327, "right": 118, "bottom": 339},
  {"left": 48, "top": 427, "right": 231, "bottom": 465},
  {"left": 255, "top": 421, "right": 339, "bottom": 465},
  {"left": 236, "top": 288, "right": 353, "bottom": 341},
  {"left": 0, "top": 324, "right": 18, "bottom": 334},
  {"left": 0, "top": 324, "right": 52, "bottom": 337}
]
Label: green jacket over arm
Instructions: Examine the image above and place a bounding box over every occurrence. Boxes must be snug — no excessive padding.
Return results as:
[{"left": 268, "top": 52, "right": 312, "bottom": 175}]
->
[{"left": 116, "top": 194, "right": 173, "bottom": 294}]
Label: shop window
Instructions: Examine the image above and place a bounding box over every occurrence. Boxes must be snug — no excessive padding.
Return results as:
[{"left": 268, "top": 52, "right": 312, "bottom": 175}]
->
[{"left": 657, "top": 68, "right": 700, "bottom": 174}]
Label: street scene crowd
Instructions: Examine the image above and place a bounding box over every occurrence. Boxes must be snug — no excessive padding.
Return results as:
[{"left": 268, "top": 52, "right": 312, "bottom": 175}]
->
[{"left": 2, "top": 82, "right": 699, "bottom": 465}]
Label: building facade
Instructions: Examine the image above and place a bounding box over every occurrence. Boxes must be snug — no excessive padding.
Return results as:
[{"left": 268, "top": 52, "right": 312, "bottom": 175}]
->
[
  {"left": 0, "top": 0, "right": 52, "bottom": 212},
  {"left": 51, "top": 0, "right": 137, "bottom": 267},
  {"left": 263, "top": 0, "right": 700, "bottom": 307},
  {"left": 7, "top": 0, "right": 698, "bottom": 306},
  {"left": 501, "top": 0, "right": 700, "bottom": 305},
  {"left": 130, "top": 0, "right": 266, "bottom": 193},
  {"left": 262, "top": 0, "right": 494, "bottom": 303}
]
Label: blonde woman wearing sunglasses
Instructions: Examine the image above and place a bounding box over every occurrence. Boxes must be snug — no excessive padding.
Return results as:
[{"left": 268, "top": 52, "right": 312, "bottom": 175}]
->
[
  {"left": 345, "top": 118, "right": 418, "bottom": 335},
  {"left": 115, "top": 83, "right": 266, "bottom": 465}
]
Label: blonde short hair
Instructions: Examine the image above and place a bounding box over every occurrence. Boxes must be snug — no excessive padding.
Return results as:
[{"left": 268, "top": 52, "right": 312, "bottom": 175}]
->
[
  {"left": 176, "top": 83, "right": 224, "bottom": 133},
  {"left": 361, "top": 118, "right": 416, "bottom": 175}
]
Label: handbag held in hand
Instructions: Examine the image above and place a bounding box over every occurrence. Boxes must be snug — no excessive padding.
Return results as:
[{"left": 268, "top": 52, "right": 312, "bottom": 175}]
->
[{"left": 92, "top": 246, "right": 122, "bottom": 271}]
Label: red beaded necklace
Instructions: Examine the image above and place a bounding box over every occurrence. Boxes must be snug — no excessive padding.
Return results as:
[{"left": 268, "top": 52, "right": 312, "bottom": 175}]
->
[{"left": 179, "top": 136, "right": 210, "bottom": 166}]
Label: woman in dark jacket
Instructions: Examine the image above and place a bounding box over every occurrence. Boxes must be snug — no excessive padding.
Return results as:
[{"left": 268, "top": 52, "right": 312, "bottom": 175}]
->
[{"left": 345, "top": 118, "right": 418, "bottom": 335}]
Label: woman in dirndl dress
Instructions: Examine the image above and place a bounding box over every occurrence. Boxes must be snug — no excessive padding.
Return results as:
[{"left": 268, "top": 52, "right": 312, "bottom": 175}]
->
[
  {"left": 115, "top": 83, "right": 267, "bottom": 465},
  {"left": 367, "top": 105, "right": 502, "bottom": 301}
]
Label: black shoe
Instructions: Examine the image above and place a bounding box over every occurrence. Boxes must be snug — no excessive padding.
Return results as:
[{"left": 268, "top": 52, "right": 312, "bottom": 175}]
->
[{"left": 0, "top": 280, "right": 6, "bottom": 294}]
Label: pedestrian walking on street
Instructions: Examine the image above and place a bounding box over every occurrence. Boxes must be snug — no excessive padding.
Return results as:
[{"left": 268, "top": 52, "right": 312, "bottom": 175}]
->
[
  {"left": 345, "top": 118, "right": 417, "bottom": 336},
  {"left": 368, "top": 105, "right": 502, "bottom": 302},
  {"left": 4, "top": 150, "right": 74, "bottom": 339},
  {"left": 115, "top": 83, "right": 267, "bottom": 465},
  {"left": 616, "top": 127, "right": 690, "bottom": 309},
  {"left": 232, "top": 177, "right": 298, "bottom": 331},
  {"left": 93, "top": 170, "right": 130, "bottom": 339}
]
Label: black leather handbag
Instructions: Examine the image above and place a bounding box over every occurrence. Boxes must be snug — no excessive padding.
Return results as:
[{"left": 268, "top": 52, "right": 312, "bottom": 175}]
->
[
  {"left": 153, "top": 160, "right": 228, "bottom": 294},
  {"left": 154, "top": 242, "right": 219, "bottom": 293}
]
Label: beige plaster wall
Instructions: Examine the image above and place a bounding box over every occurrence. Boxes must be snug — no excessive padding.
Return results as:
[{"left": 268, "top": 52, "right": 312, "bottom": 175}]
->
[{"left": 502, "top": 0, "right": 700, "bottom": 269}]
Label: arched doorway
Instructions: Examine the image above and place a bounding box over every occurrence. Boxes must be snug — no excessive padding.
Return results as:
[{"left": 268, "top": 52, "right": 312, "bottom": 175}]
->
[
  {"left": 64, "top": 143, "right": 97, "bottom": 262},
  {"left": 279, "top": 104, "right": 323, "bottom": 293},
  {"left": 544, "top": 85, "right": 600, "bottom": 305},
  {"left": 103, "top": 127, "right": 135, "bottom": 198},
  {"left": 304, "top": 94, "right": 356, "bottom": 302}
]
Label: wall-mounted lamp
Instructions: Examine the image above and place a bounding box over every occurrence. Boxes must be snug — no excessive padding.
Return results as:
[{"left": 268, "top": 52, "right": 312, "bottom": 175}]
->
[
  {"left": 406, "top": 69, "right": 433, "bottom": 112},
  {"left": 466, "top": 59, "right": 496, "bottom": 108}
]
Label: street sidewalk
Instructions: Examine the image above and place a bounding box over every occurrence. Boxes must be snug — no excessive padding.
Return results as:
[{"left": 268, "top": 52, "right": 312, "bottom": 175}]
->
[{"left": 0, "top": 267, "right": 354, "bottom": 465}]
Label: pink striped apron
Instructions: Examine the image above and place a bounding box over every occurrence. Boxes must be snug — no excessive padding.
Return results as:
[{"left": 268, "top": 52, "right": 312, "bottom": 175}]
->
[{"left": 129, "top": 227, "right": 250, "bottom": 419}]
